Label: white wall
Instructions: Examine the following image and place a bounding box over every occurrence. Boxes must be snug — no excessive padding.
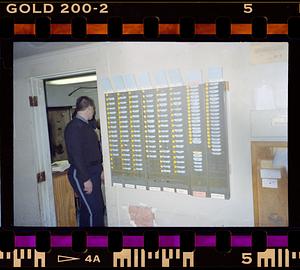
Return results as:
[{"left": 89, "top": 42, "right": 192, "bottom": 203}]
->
[
  {"left": 14, "top": 42, "right": 288, "bottom": 226},
  {"left": 45, "top": 82, "right": 100, "bottom": 119}
]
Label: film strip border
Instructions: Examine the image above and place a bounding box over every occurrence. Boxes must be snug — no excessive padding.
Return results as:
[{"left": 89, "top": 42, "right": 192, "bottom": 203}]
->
[
  {"left": 1, "top": 231, "right": 300, "bottom": 252},
  {"left": 2, "top": 17, "right": 300, "bottom": 38}
]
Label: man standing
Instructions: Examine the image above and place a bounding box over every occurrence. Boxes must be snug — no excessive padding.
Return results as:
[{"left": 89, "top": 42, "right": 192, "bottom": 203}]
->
[{"left": 64, "top": 96, "right": 105, "bottom": 227}]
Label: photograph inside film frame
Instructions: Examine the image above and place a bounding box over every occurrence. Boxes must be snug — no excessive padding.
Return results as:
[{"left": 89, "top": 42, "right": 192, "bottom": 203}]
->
[{"left": 12, "top": 42, "right": 288, "bottom": 227}]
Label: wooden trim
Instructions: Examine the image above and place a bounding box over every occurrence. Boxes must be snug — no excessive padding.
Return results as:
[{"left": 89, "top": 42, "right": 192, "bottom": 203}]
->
[
  {"left": 251, "top": 142, "right": 259, "bottom": 226},
  {"left": 251, "top": 141, "right": 287, "bottom": 226}
]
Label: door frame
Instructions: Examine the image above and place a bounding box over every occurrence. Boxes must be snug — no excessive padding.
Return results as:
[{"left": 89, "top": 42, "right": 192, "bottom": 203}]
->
[{"left": 29, "top": 69, "right": 97, "bottom": 226}]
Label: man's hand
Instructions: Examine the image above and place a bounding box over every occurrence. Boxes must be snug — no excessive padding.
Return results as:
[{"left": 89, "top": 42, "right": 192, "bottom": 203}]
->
[
  {"left": 101, "top": 170, "right": 104, "bottom": 183},
  {"left": 83, "top": 179, "right": 93, "bottom": 194}
]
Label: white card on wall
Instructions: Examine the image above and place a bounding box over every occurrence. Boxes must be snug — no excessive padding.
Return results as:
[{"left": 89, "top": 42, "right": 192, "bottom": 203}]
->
[{"left": 262, "top": 178, "right": 278, "bottom": 188}]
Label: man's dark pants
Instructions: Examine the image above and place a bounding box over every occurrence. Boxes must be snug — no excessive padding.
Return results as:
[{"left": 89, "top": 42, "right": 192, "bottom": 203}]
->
[{"left": 68, "top": 165, "right": 105, "bottom": 227}]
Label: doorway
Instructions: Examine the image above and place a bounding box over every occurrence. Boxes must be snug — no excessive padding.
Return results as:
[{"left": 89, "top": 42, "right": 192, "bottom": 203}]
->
[{"left": 43, "top": 73, "right": 106, "bottom": 226}]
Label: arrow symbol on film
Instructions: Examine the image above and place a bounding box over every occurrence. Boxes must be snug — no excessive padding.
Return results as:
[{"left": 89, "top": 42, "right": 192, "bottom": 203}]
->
[{"left": 57, "top": 255, "right": 81, "bottom": 263}]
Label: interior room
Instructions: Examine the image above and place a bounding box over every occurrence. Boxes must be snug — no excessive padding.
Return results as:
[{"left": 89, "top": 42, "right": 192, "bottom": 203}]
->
[{"left": 13, "top": 42, "right": 288, "bottom": 227}]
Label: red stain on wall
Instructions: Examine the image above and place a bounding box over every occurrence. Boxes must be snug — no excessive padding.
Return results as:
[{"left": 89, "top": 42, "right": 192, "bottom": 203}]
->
[{"left": 128, "top": 205, "right": 155, "bottom": 227}]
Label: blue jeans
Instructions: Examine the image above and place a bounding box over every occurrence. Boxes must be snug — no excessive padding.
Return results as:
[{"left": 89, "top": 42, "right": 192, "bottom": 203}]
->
[{"left": 68, "top": 165, "right": 105, "bottom": 227}]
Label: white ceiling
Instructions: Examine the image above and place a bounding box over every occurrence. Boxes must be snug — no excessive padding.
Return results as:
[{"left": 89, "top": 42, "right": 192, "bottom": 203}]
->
[{"left": 14, "top": 42, "right": 91, "bottom": 59}]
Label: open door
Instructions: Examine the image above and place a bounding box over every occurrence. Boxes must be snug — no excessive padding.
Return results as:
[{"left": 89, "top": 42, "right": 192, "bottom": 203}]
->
[
  {"left": 29, "top": 77, "right": 57, "bottom": 226},
  {"left": 251, "top": 141, "right": 288, "bottom": 226}
]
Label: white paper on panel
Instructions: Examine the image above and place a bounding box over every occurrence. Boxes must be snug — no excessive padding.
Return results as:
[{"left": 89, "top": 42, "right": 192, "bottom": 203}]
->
[
  {"left": 262, "top": 178, "right": 278, "bottom": 189},
  {"left": 260, "top": 168, "right": 281, "bottom": 179}
]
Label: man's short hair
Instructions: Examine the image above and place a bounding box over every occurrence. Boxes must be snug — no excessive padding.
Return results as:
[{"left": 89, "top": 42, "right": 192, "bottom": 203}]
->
[{"left": 75, "top": 96, "right": 95, "bottom": 112}]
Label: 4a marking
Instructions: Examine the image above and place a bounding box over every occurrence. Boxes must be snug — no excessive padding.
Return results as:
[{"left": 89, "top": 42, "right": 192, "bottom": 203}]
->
[{"left": 85, "top": 255, "right": 101, "bottom": 263}]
